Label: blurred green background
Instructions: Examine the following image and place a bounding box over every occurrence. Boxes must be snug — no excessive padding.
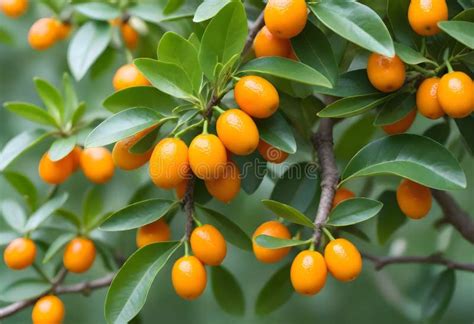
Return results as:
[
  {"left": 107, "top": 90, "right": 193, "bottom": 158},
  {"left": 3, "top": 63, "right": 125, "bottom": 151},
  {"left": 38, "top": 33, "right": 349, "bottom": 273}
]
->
[{"left": 1, "top": 5, "right": 473, "bottom": 324}]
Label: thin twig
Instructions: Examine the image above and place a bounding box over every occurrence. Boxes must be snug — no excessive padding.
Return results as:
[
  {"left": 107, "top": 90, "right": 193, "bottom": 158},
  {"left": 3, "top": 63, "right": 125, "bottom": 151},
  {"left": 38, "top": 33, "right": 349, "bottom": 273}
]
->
[
  {"left": 55, "top": 274, "right": 114, "bottom": 295},
  {"left": 242, "top": 12, "right": 265, "bottom": 57},
  {"left": 183, "top": 174, "right": 196, "bottom": 241}
]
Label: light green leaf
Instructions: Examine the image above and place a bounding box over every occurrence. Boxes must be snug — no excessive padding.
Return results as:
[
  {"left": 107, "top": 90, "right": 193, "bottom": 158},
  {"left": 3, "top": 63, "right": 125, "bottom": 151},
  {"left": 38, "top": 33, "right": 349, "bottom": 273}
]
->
[
  {"left": 326, "top": 198, "right": 383, "bottom": 227},
  {"left": 193, "top": 0, "right": 231, "bottom": 22},
  {"left": 48, "top": 136, "right": 76, "bottom": 161},
  {"left": 71, "top": 102, "right": 87, "bottom": 126},
  {"left": 255, "top": 235, "right": 309, "bottom": 249},
  {"left": 34, "top": 78, "right": 64, "bottom": 122},
  {"left": 1, "top": 200, "right": 26, "bottom": 233},
  {"left": 2, "top": 171, "right": 38, "bottom": 210},
  {"left": 261, "top": 200, "right": 315, "bottom": 228},
  {"left": 24, "top": 193, "right": 68, "bottom": 232},
  {"left": 394, "top": 42, "right": 437, "bottom": 65},
  {"left": 0, "top": 279, "right": 51, "bottom": 303},
  {"left": 74, "top": 2, "right": 121, "bottom": 20},
  {"left": 42, "top": 232, "right": 76, "bottom": 264},
  {"left": 438, "top": 21, "right": 474, "bottom": 49},
  {"left": 211, "top": 266, "right": 245, "bottom": 316},
  {"left": 63, "top": 73, "right": 78, "bottom": 121},
  {"left": 4, "top": 102, "right": 58, "bottom": 127},
  {"left": 83, "top": 186, "right": 104, "bottom": 230},
  {"left": 0, "top": 130, "right": 50, "bottom": 171}
]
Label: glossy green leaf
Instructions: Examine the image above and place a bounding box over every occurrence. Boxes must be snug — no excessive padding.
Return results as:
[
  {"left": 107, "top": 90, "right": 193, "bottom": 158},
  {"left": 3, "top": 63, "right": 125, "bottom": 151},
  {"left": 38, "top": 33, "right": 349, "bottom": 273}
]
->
[
  {"left": 194, "top": 0, "right": 231, "bottom": 22},
  {"left": 233, "top": 151, "right": 267, "bottom": 194},
  {"left": 455, "top": 115, "right": 474, "bottom": 154},
  {"left": 196, "top": 205, "right": 252, "bottom": 251},
  {"left": 42, "top": 232, "right": 76, "bottom": 264},
  {"left": 2, "top": 171, "right": 38, "bottom": 210},
  {"left": 4, "top": 102, "right": 58, "bottom": 127},
  {"left": 313, "top": 69, "right": 377, "bottom": 97},
  {"left": 83, "top": 186, "right": 104, "bottom": 230},
  {"left": 100, "top": 199, "right": 177, "bottom": 231},
  {"left": 335, "top": 115, "right": 376, "bottom": 161},
  {"left": 34, "top": 77, "right": 64, "bottom": 122},
  {"left": 327, "top": 198, "right": 383, "bottom": 227},
  {"left": 48, "top": 136, "right": 76, "bottom": 161},
  {"left": 68, "top": 21, "right": 112, "bottom": 80},
  {"left": 85, "top": 108, "right": 161, "bottom": 148},
  {"left": 318, "top": 94, "right": 389, "bottom": 118},
  {"left": 211, "top": 266, "right": 245, "bottom": 316},
  {"left": 129, "top": 126, "right": 161, "bottom": 154},
  {"left": 0, "top": 278, "right": 51, "bottom": 302},
  {"left": 240, "top": 57, "right": 332, "bottom": 87},
  {"left": 24, "top": 193, "right": 68, "bottom": 232},
  {"left": 423, "top": 121, "right": 451, "bottom": 145},
  {"left": 438, "top": 21, "right": 474, "bottom": 49},
  {"left": 256, "top": 112, "right": 296, "bottom": 153},
  {"left": 394, "top": 42, "right": 436, "bottom": 65},
  {"left": 376, "top": 191, "right": 406, "bottom": 244},
  {"left": 341, "top": 134, "right": 467, "bottom": 190},
  {"left": 256, "top": 263, "right": 293, "bottom": 315},
  {"left": 255, "top": 235, "right": 309, "bottom": 249},
  {"left": 1, "top": 200, "right": 26, "bottom": 233},
  {"left": 421, "top": 269, "right": 456, "bottom": 322},
  {"left": 74, "top": 2, "right": 121, "bottom": 20},
  {"left": 261, "top": 200, "right": 315, "bottom": 228},
  {"left": 105, "top": 241, "right": 181, "bottom": 324},
  {"left": 374, "top": 93, "right": 415, "bottom": 126},
  {"left": 310, "top": 1, "right": 394, "bottom": 57}
]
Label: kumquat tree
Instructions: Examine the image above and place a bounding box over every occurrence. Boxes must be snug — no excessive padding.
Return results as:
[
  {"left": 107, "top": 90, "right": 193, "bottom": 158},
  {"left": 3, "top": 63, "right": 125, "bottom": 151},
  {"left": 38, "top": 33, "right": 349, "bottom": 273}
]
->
[{"left": 1, "top": 0, "right": 474, "bottom": 323}]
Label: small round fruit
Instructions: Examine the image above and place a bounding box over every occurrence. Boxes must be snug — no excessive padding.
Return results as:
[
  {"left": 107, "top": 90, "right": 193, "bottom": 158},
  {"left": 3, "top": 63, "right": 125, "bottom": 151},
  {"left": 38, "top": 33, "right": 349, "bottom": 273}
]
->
[
  {"left": 382, "top": 109, "right": 417, "bottom": 135},
  {"left": 367, "top": 53, "right": 405, "bottom": 93},
  {"left": 204, "top": 161, "right": 241, "bottom": 203},
  {"left": 416, "top": 78, "right": 444, "bottom": 119},
  {"left": 253, "top": 26, "right": 292, "bottom": 58},
  {"left": 69, "top": 146, "right": 82, "bottom": 172},
  {"left": 0, "top": 0, "right": 28, "bottom": 18},
  {"left": 396, "top": 179, "right": 432, "bottom": 219},
  {"left": 235, "top": 76, "right": 279, "bottom": 118},
  {"left": 438, "top": 71, "right": 473, "bottom": 118},
  {"left": 189, "top": 134, "right": 227, "bottom": 180},
  {"left": 121, "top": 22, "right": 138, "bottom": 49},
  {"left": 112, "top": 63, "right": 150, "bottom": 91},
  {"left": 253, "top": 221, "right": 291, "bottom": 263},
  {"left": 55, "top": 20, "right": 71, "bottom": 40},
  {"left": 32, "top": 295, "right": 65, "bottom": 324},
  {"left": 290, "top": 250, "right": 327, "bottom": 295},
  {"left": 324, "top": 238, "right": 362, "bottom": 282},
  {"left": 38, "top": 152, "right": 74, "bottom": 185},
  {"left": 172, "top": 255, "right": 207, "bottom": 300},
  {"left": 216, "top": 109, "right": 259, "bottom": 156},
  {"left": 190, "top": 224, "right": 227, "bottom": 266},
  {"left": 3, "top": 238, "right": 36, "bottom": 270},
  {"left": 80, "top": 147, "right": 114, "bottom": 184},
  {"left": 63, "top": 237, "right": 96, "bottom": 273},
  {"left": 28, "top": 18, "right": 58, "bottom": 50},
  {"left": 136, "top": 219, "right": 171, "bottom": 248},
  {"left": 112, "top": 127, "right": 155, "bottom": 170},
  {"left": 264, "top": 0, "right": 308, "bottom": 39},
  {"left": 332, "top": 188, "right": 355, "bottom": 208},
  {"left": 149, "top": 138, "right": 189, "bottom": 188},
  {"left": 257, "top": 140, "right": 288, "bottom": 164},
  {"left": 408, "top": 0, "right": 448, "bottom": 36}
]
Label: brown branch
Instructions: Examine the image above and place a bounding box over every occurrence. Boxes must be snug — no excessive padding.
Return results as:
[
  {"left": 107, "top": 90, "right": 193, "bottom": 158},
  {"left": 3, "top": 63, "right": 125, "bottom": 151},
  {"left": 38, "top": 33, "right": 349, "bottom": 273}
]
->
[
  {"left": 432, "top": 190, "right": 474, "bottom": 244},
  {"left": 362, "top": 252, "right": 474, "bottom": 272},
  {"left": 183, "top": 174, "right": 196, "bottom": 240},
  {"left": 242, "top": 12, "right": 265, "bottom": 57}
]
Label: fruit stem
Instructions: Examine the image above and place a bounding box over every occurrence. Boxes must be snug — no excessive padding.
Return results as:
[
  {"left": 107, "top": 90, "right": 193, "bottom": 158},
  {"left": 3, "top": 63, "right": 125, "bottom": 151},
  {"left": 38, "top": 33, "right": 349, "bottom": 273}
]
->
[
  {"left": 309, "top": 241, "right": 315, "bottom": 251},
  {"left": 125, "top": 49, "right": 134, "bottom": 64},
  {"left": 322, "top": 227, "right": 335, "bottom": 241},
  {"left": 191, "top": 213, "right": 202, "bottom": 227},
  {"left": 410, "top": 64, "right": 435, "bottom": 77},
  {"left": 202, "top": 119, "right": 209, "bottom": 134},
  {"left": 444, "top": 58, "right": 454, "bottom": 73},
  {"left": 212, "top": 106, "right": 225, "bottom": 114},
  {"left": 420, "top": 37, "right": 427, "bottom": 56},
  {"left": 184, "top": 241, "right": 190, "bottom": 256}
]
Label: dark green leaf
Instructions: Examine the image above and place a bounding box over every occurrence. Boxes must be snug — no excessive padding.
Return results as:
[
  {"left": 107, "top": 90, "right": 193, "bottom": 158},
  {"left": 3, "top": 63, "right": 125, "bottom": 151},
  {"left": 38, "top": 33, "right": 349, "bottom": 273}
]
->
[
  {"left": 211, "top": 266, "right": 245, "bottom": 316},
  {"left": 335, "top": 115, "right": 376, "bottom": 161},
  {"left": 256, "top": 112, "right": 296, "bottom": 153},
  {"left": 42, "top": 232, "right": 76, "bottom": 264},
  {"left": 438, "top": 21, "right": 474, "bottom": 49},
  {"left": 313, "top": 69, "right": 377, "bottom": 97},
  {"left": 327, "top": 198, "right": 383, "bottom": 226},
  {"left": 455, "top": 115, "right": 474, "bottom": 154},
  {"left": 388, "top": 0, "right": 417, "bottom": 46},
  {"left": 279, "top": 95, "right": 321, "bottom": 138},
  {"left": 374, "top": 93, "right": 415, "bottom": 126},
  {"left": 4, "top": 102, "right": 58, "bottom": 127},
  {"left": 48, "top": 136, "right": 76, "bottom": 161},
  {"left": 0, "top": 278, "right": 51, "bottom": 302},
  {"left": 2, "top": 171, "right": 38, "bottom": 210},
  {"left": 34, "top": 78, "right": 64, "bottom": 122},
  {"left": 423, "top": 121, "right": 451, "bottom": 145},
  {"left": 24, "top": 193, "right": 68, "bottom": 232},
  {"left": 233, "top": 151, "right": 267, "bottom": 194},
  {"left": 318, "top": 94, "right": 389, "bottom": 118},
  {"left": 421, "top": 269, "right": 456, "bottom": 322},
  {"left": 376, "top": 191, "right": 406, "bottom": 244},
  {"left": 261, "top": 200, "right": 315, "bottom": 228},
  {"left": 83, "top": 186, "right": 104, "bottom": 230},
  {"left": 255, "top": 235, "right": 308, "bottom": 249},
  {"left": 255, "top": 263, "right": 293, "bottom": 315},
  {"left": 55, "top": 209, "right": 81, "bottom": 230},
  {"left": 74, "top": 2, "right": 121, "bottom": 20},
  {"left": 394, "top": 42, "right": 436, "bottom": 65}
]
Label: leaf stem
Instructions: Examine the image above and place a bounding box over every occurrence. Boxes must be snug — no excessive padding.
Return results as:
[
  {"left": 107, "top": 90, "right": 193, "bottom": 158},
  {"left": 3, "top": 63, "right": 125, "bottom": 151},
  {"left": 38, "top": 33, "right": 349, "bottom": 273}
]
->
[
  {"left": 173, "top": 119, "right": 204, "bottom": 138},
  {"left": 322, "top": 227, "right": 335, "bottom": 241}
]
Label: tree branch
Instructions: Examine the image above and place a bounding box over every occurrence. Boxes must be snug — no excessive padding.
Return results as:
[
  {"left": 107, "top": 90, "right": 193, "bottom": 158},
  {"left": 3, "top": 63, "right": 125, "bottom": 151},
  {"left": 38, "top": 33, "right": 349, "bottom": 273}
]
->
[
  {"left": 242, "top": 12, "right": 265, "bottom": 57},
  {"left": 183, "top": 174, "right": 196, "bottom": 241}
]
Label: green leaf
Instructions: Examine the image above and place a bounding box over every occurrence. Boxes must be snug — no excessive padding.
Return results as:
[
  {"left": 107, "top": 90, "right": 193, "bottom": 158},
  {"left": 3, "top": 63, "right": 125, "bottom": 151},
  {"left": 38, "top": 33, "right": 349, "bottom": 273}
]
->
[
  {"left": 240, "top": 57, "right": 332, "bottom": 88},
  {"left": 0, "top": 129, "right": 50, "bottom": 171},
  {"left": 134, "top": 59, "right": 194, "bottom": 99},
  {"left": 233, "top": 151, "right": 267, "bottom": 194},
  {"left": 4, "top": 102, "right": 58, "bottom": 127},
  {"left": 105, "top": 241, "right": 181, "bottom": 324},
  {"left": 100, "top": 199, "right": 177, "bottom": 232},
  {"left": 129, "top": 126, "right": 160, "bottom": 154},
  {"left": 394, "top": 42, "right": 436, "bottom": 65},
  {"left": 24, "top": 193, "right": 68, "bottom": 232},
  {"left": 55, "top": 209, "right": 81, "bottom": 230},
  {"left": 255, "top": 235, "right": 308, "bottom": 249},
  {"left": 313, "top": 69, "right": 377, "bottom": 97},
  {"left": 68, "top": 21, "right": 112, "bottom": 80},
  {"left": 74, "top": 2, "right": 121, "bottom": 21},
  {"left": 2, "top": 171, "right": 38, "bottom": 210},
  {"left": 318, "top": 94, "right": 389, "bottom": 118},
  {"left": 0, "top": 232, "right": 16, "bottom": 246},
  {"left": 71, "top": 102, "right": 86, "bottom": 126},
  {"left": 279, "top": 95, "right": 321, "bottom": 138},
  {"left": 83, "top": 186, "right": 104, "bottom": 230},
  {"left": 423, "top": 121, "right": 451, "bottom": 145},
  {"left": 195, "top": 205, "right": 252, "bottom": 251},
  {"left": 455, "top": 115, "right": 474, "bottom": 155},
  {"left": 292, "top": 22, "right": 338, "bottom": 85},
  {"left": 388, "top": 0, "right": 417, "bottom": 46},
  {"left": 42, "top": 232, "right": 76, "bottom": 264},
  {"left": 34, "top": 78, "right": 64, "bottom": 122},
  {"left": 199, "top": 1, "right": 247, "bottom": 81},
  {"left": 0, "top": 279, "right": 51, "bottom": 303},
  {"left": 255, "top": 263, "right": 293, "bottom": 315},
  {"left": 127, "top": 2, "right": 197, "bottom": 24},
  {"left": 48, "top": 136, "right": 76, "bottom": 161},
  {"left": 341, "top": 134, "right": 467, "bottom": 190},
  {"left": 95, "top": 240, "right": 117, "bottom": 272},
  {"left": 63, "top": 73, "right": 78, "bottom": 121},
  {"left": 310, "top": 1, "right": 394, "bottom": 57},
  {"left": 194, "top": 0, "right": 231, "bottom": 22},
  {"left": 335, "top": 115, "right": 376, "bottom": 161},
  {"left": 421, "top": 269, "right": 456, "bottom": 322},
  {"left": 438, "top": 21, "right": 474, "bottom": 49},
  {"left": 327, "top": 198, "right": 383, "bottom": 227},
  {"left": 374, "top": 93, "right": 415, "bottom": 126},
  {"left": 256, "top": 112, "right": 296, "bottom": 154},
  {"left": 376, "top": 191, "right": 406, "bottom": 244},
  {"left": 85, "top": 108, "right": 161, "bottom": 148},
  {"left": 261, "top": 200, "right": 315, "bottom": 228},
  {"left": 1, "top": 200, "right": 26, "bottom": 233},
  {"left": 211, "top": 266, "right": 245, "bottom": 316}
]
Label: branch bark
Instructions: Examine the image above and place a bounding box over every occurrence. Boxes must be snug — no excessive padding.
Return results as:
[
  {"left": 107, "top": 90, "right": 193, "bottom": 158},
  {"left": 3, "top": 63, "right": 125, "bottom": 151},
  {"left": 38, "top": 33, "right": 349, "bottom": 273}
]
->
[
  {"left": 183, "top": 174, "right": 196, "bottom": 240},
  {"left": 242, "top": 12, "right": 265, "bottom": 57}
]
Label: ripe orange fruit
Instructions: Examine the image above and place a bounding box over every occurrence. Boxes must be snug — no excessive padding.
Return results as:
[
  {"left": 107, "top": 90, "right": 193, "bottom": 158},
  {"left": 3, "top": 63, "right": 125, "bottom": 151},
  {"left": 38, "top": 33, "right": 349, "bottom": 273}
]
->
[
  {"left": 69, "top": 146, "right": 82, "bottom": 172},
  {"left": 382, "top": 109, "right": 417, "bottom": 135},
  {"left": 32, "top": 295, "right": 65, "bottom": 324},
  {"left": 80, "top": 147, "right": 114, "bottom": 184},
  {"left": 408, "top": 0, "right": 448, "bottom": 36},
  {"left": 28, "top": 18, "right": 58, "bottom": 50},
  {"left": 63, "top": 237, "right": 96, "bottom": 273},
  {"left": 264, "top": 0, "right": 307, "bottom": 39},
  {"left": 216, "top": 109, "right": 259, "bottom": 156},
  {"left": 112, "top": 127, "right": 155, "bottom": 170},
  {"left": 55, "top": 20, "right": 71, "bottom": 40},
  {"left": 0, "top": 0, "right": 28, "bottom": 18},
  {"left": 172, "top": 255, "right": 207, "bottom": 300},
  {"left": 253, "top": 25, "right": 292, "bottom": 58},
  {"left": 136, "top": 219, "right": 171, "bottom": 248},
  {"left": 121, "top": 22, "right": 138, "bottom": 49},
  {"left": 189, "top": 134, "right": 227, "bottom": 180},
  {"left": 324, "top": 238, "right": 362, "bottom": 282},
  {"left": 175, "top": 179, "right": 188, "bottom": 200},
  {"left": 234, "top": 76, "right": 279, "bottom": 118},
  {"left": 112, "top": 63, "right": 150, "bottom": 91},
  {"left": 149, "top": 138, "right": 189, "bottom": 189},
  {"left": 190, "top": 224, "right": 227, "bottom": 266},
  {"left": 252, "top": 220, "right": 291, "bottom": 263},
  {"left": 38, "top": 151, "right": 74, "bottom": 185},
  {"left": 3, "top": 237, "right": 36, "bottom": 270},
  {"left": 290, "top": 250, "right": 327, "bottom": 295},
  {"left": 204, "top": 161, "right": 241, "bottom": 203},
  {"left": 257, "top": 140, "right": 288, "bottom": 164},
  {"left": 332, "top": 188, "right": 355, "bottom": 208},
  {"left": 396, "top": 179, "right": 432, "bottom": 219},
  {"left": 438, "top": 71, "right": 474, "bottom": 118},
  {"left": 367, "top": 53, "right": 405, "bottom": 93},
  {"left": 416, "top": 78, "right": 444, "bottom": 119}
]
